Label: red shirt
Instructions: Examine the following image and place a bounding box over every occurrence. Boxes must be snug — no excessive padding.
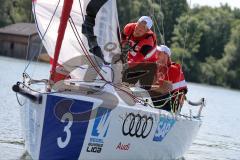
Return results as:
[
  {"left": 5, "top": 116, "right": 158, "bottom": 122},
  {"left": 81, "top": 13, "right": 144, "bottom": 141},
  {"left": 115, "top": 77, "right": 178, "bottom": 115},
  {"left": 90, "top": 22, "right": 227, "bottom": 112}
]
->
[
  {"left": 122, "top": 23, "right": 157, "bottom": 64},
  {"left": 157, "top": 63, "right": 187, "bottom": 92}
]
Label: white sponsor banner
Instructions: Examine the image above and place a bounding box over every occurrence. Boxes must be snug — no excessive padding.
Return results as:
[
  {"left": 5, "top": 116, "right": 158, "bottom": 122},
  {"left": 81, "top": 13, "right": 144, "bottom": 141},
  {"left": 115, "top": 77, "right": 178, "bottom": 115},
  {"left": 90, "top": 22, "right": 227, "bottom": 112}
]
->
[{"left": 79, "top": 103, "right": 201, "bottom": 160}]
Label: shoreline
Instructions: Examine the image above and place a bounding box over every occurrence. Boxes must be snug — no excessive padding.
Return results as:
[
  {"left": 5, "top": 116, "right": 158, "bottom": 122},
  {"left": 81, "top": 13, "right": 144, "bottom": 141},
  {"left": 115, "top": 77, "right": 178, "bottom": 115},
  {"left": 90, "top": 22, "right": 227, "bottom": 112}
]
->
[{"left": 0, "top": 55, "right": 239, "bottom": 92}]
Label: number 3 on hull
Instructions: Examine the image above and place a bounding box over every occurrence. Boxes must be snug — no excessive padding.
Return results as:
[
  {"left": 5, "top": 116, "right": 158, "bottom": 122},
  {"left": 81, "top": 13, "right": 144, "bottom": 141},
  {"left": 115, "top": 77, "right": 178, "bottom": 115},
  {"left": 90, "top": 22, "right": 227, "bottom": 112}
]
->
[{"left": 57, "top": 112, "right": 73, "bottom": 148}]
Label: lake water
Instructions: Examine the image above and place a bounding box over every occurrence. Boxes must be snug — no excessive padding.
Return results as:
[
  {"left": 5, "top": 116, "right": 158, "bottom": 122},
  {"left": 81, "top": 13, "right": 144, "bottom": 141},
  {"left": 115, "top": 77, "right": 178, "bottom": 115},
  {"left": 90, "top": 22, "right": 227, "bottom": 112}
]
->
[{"left": 0, "top": 56, "right": 240, "bottom": 160}]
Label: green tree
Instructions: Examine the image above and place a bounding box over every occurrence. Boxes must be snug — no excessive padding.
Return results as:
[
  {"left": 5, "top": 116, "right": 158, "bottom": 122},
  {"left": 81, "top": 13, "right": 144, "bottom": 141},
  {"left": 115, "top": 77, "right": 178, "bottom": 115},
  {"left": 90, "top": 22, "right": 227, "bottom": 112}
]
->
[
  {"left": 222, "top": 24, "right": 240, "bottom": 88},
  {"left": 160, "top": 0, "right": 188, "bottom": 46},
  {"left": 193, "top": 6, "right": 233, "bottom": 61},
  {"left": 233, "top": 8, "right": 240, "bottom": 19},
  {"left": 0, "top": 0, "right": 13, "bottom": 27},
  {"left": 200, "top": 57, "right": 228, "bottom": 86},
  {"left": 171, "top": 15, "right": 205, "bottom": 81},
  {"left": 170, "top": 6, "right": 235, "bottom": 85},
  {"left": 117, "top": 0, "right": 188, "bottom": 45},
  {"left": 0, "top": 0, "right": 31, "bottom": 27},
  {"left": 200, "top": 23, "right": 240, "bottom": 89}
]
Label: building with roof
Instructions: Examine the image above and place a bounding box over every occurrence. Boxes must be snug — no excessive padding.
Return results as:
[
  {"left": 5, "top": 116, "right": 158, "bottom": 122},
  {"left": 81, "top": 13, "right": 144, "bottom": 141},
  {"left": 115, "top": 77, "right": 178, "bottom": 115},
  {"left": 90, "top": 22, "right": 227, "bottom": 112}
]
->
[{"left": 0, "top": 23, "right": 46, "bottom": 60}]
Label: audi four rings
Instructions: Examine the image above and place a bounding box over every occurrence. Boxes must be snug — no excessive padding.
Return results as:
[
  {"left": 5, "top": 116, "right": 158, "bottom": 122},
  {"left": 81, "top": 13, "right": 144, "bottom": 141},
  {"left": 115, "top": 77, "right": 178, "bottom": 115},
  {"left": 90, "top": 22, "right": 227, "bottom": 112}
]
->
[{"left": 122, "top": 113, "right": 153, "bottom": 138}]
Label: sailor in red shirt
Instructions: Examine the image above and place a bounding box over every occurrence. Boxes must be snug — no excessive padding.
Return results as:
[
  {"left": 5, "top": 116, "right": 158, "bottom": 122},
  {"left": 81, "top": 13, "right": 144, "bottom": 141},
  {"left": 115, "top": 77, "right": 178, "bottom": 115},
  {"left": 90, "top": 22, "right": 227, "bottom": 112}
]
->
[
  {"left": 151, "top": 45, "right": 187, "bottom": 112},
  {"left": 121, "top": 16, "right": 157, "bottom": 65},
  {"left": 156, "top": 45, "right": 187, "bottom": 92},
  {"left": 121, "top": 16, "right": 158, "bottom": 89}
]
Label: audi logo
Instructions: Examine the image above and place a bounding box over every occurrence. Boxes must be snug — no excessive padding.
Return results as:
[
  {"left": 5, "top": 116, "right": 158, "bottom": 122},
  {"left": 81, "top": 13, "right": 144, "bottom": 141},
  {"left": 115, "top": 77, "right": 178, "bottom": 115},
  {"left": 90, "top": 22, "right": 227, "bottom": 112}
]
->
[{"left": 122, "top": 113, "right": 153, "bottom": 139}]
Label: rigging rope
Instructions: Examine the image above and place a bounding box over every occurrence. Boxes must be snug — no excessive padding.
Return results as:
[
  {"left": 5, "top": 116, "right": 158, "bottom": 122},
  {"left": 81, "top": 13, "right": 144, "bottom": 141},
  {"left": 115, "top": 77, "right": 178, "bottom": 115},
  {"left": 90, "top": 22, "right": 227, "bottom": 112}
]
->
[
  {"left": 68, "top": 16, "right": 106, "bottom": 81},
  {"left": 31, "top": 1, "right": 141, "bottom": 104},
  {"left": 150, "top": 0, "right": 165, "bottom": 45},
  {"left": 25, "top": 1, "right": 160, "bottom": 108},
  {"left": 78, "top": 0, "right": 85, "bottom": 22},
  {"left": 149, "top": 0, "right": 191, "bottom": 113},
  {"left": 159, "top": 0, "right": 165, "bottom": 45},
  {"left": 173, "top": 0, "right": 193, "bottom": 113},
  {"left": 16, "top": 92, "right": 25, "bottom": 106},
  {"left": 182, "top": 0, "right": 192, "bottom": 69},
  {"left": 23, "top": 0, "right": 60, "bottom": 74},
  {"left": 69, "top": 16, "right": 150, "bottom": 105}
]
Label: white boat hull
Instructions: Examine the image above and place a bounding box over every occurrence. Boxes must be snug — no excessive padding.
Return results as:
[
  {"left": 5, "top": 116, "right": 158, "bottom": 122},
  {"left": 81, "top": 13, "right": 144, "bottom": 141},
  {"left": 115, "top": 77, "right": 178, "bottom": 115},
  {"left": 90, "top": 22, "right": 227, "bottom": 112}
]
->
[{"left": 21, "top": 90, "right": 201, "bottom": 160}]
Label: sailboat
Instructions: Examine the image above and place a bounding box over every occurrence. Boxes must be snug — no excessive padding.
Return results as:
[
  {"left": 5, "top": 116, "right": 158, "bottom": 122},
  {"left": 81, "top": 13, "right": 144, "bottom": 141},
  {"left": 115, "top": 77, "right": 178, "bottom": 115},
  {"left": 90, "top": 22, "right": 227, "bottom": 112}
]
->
[{"left": 12, "top": 0, "right": 205, "bottom": 159}]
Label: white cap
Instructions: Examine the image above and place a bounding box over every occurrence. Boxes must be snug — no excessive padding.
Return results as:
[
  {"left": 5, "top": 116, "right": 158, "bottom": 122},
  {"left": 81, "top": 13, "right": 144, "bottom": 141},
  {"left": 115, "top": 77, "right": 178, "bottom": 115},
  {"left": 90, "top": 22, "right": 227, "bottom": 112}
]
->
[
  {"left": 137, "top": 16, "right": 153, "bottom": 29},
  {"left": 157, "top": 45, "right": 171, "bottom": 56}
]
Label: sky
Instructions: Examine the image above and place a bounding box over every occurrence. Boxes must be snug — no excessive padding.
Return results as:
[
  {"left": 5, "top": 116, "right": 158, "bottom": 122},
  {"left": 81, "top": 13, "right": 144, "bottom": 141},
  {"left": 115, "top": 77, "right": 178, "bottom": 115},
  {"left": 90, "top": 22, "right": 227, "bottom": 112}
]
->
[{"left": 188, "top": 0, "right": 240, "bottom": 9}]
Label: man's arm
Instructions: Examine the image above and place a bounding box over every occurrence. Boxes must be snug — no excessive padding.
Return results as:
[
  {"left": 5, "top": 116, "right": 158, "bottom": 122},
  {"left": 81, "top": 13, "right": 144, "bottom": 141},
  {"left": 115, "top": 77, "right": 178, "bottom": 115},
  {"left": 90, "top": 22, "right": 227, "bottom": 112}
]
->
[
  {"left": 151, "top": 80, "right": 173, "bottom": 94},
  {"left": 140, "top": 45, "right": 153, "bottom": 56},
  {"left": 121, "top": 23, "right": 135, "bottom": 44},
  {"left": 138, "top": 35, "right": 155, "bottom": 57}
]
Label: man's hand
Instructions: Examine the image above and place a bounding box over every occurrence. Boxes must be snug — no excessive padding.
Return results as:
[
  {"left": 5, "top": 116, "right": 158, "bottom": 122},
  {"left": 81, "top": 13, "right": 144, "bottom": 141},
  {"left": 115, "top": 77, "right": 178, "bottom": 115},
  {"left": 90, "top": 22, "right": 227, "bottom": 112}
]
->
[
  {"left": 151, "top": 80, "right": 172, "bottom": 94},
  {"left": 121, "top": 40, "right": 128, "bottom": 48}
]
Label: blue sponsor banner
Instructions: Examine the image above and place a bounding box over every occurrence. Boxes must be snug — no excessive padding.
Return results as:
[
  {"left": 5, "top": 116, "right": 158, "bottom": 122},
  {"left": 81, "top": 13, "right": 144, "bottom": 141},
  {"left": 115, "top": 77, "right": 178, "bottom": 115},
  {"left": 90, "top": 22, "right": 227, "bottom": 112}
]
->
[
  {"left": 86, "top": 107, "right": 111, "bottom": 153},
  {"left": 39, "top": 95, "right": 93, "bottom": 160},
  {"left": 153, "top": 116, "right": 176, "bottom": 142},
  {"left": 91, "top": 107, "right": 111, "bottom": 138}
]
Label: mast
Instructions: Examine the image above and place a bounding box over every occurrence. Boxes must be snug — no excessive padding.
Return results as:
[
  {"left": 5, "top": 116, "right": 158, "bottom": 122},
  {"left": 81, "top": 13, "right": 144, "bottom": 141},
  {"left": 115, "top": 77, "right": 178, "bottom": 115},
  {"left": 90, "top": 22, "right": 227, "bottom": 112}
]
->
[{"left": 49, "top": 0, "right": 73, "bottom": 84}]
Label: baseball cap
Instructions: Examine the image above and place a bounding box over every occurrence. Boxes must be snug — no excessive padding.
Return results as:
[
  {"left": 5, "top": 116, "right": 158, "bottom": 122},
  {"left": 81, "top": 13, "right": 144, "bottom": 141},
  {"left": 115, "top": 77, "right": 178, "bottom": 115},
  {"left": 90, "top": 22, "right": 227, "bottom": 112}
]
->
[
  {"left": 157, "top": 45, "right": 171, "bottom": 56},
  {"left": 137, "top": 16, "right": 153, "bottom": 29}
]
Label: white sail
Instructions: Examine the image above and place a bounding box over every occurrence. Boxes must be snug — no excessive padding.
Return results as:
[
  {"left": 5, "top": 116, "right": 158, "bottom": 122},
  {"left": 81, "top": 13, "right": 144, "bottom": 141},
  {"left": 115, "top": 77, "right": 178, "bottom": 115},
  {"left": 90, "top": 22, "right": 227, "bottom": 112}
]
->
[{"left": 33, "top": 0, "right": 121, "bottom": 66}]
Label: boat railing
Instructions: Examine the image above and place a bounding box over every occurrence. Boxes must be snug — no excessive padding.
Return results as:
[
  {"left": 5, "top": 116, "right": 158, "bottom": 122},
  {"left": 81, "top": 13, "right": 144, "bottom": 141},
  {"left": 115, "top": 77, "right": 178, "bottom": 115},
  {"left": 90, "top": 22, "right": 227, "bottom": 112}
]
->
[
  {"left": 186, "top": 98, "right": 206, "bottom": 119},
  {"left": 150, "top": 91, "right": 205, "bottom": 119}
]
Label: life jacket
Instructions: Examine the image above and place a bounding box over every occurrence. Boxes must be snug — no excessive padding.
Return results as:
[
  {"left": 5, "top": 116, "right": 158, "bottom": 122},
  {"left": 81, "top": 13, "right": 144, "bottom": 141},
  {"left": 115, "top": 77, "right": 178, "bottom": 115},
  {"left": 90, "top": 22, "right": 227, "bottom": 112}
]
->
[
  {"left": 122, "top": 23, "right": 157, "bottom": 64},
  {"left": 152, "top": 62, "right": 187, "bottom": 112},
  {"left": 157, "top": 62, "right": 187, "bottom": 92}
]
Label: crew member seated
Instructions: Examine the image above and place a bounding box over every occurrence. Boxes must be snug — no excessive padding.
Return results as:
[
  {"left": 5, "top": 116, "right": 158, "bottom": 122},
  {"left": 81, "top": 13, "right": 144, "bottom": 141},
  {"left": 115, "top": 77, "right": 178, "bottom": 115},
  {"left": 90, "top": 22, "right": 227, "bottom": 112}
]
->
[{"left": 150, "top": 45, "right": 187, "bottom": 112}]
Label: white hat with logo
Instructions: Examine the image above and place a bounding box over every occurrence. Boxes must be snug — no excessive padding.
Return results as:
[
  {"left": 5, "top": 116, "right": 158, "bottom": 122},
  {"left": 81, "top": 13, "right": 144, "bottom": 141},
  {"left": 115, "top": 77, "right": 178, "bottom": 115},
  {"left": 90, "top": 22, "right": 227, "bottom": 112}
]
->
[
  {"left": 138, "top": 16, "right": 153, "bottom": 29},
  {"left": 157, "top": 45, "right": 171, "bottom": 56}
]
